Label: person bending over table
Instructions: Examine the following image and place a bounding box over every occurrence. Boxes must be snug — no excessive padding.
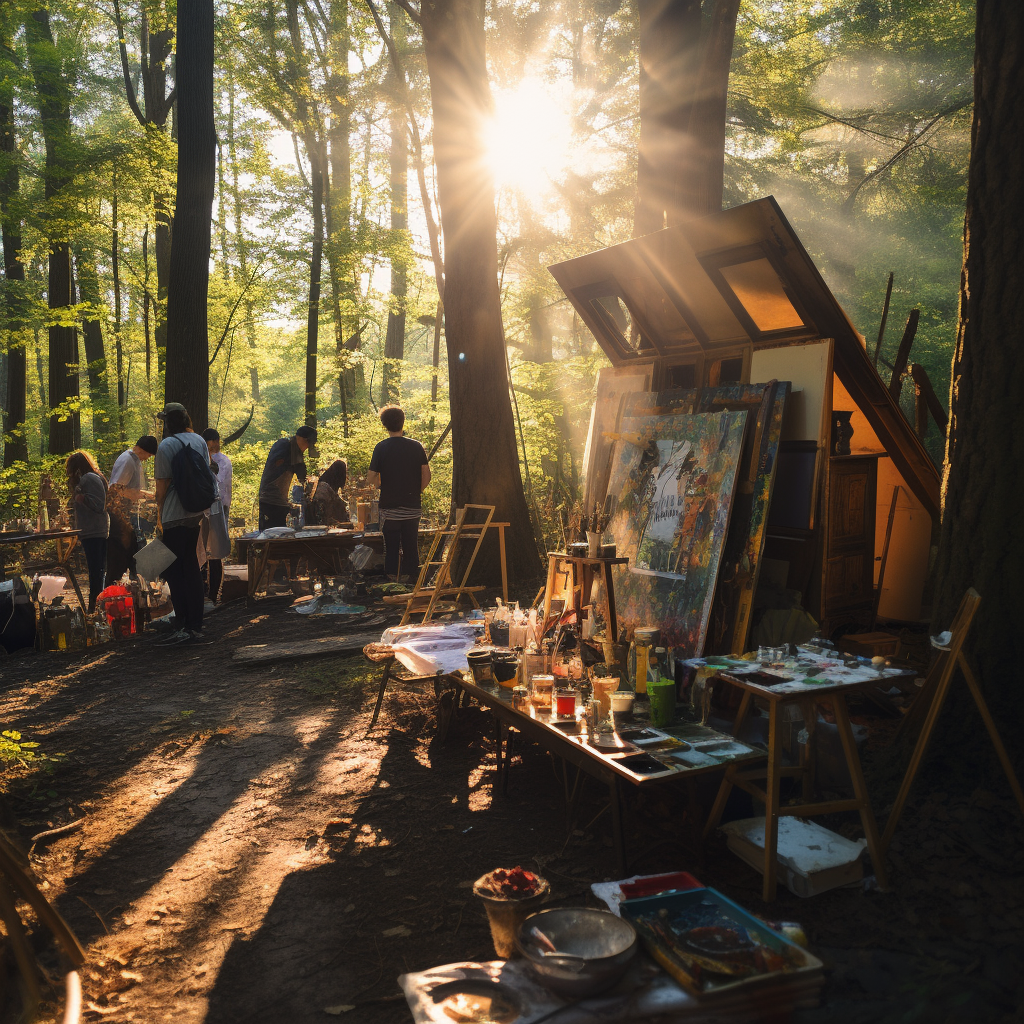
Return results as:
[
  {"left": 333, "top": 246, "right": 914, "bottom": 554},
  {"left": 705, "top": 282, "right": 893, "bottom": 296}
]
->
[
  {"left": 65, "top": 451, "right": 109, "bottom": 613},
  {"left": 307, "top": 459, "right": 349, "bottom": 526},
  {"left": 366, "top": 405, "right": 429, "bottom": 582},
  {"left": 257, "top": 425, "right": 318, "bottom": 531},
  {"left": 154, "top": 402, "right": 213, "bottom": 644},
  {"left": 107, "top": 434, "right": 158, "bottom": 583}
]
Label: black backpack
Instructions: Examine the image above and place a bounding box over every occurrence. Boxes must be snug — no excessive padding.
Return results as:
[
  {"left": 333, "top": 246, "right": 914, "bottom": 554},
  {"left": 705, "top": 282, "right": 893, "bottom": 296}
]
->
[{"left": 170, "top": 434, "right": 217, "bottom": 514}]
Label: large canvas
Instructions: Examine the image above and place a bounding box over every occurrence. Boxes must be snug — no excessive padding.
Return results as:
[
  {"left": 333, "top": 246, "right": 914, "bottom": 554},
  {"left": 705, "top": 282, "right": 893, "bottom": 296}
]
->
[
  {"left": 603, "top": 410, "right": 747, "bottom": 655},
  {"left": 621, "top": 383, "right": 790, "bottom": 653}
]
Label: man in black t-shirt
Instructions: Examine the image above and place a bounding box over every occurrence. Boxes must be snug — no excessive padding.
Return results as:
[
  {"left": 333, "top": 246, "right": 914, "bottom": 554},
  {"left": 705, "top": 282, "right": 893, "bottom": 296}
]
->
[{"left": 367, "top": 405, "right": 430, "bottom": 580}]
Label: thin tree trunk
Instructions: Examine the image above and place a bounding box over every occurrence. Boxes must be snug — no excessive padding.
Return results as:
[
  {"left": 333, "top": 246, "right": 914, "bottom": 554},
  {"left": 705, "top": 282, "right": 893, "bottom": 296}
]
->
[
  {"left": 163, "top": 0, "right": 215, "bottom": 430},
  {"left": 934, "top": 0, "right": 1024, "bottom": 734},
  {"left": 420, "top": 0, "right": 539, "bottom": 581},
  {"left": 33, "top": 327, "right": 47, "bottom": 455},
  {"left": 74, "top": 247, "right": 110, "bottom": 440},
  {"left": 112, "top": 173, "right": 125, "bottom": 418},
  {"left": 26, "top": 9, "right": 80, "bottom": 454},
  {"left": 225, "top": 57, "right": 260, "bottom": 404},
  {"left": 143, "top": 225, "right": 152, "bottom": 391},
  {"left": 381, "top": 1, "right": 408, "bottom": 406},
  {"left": 0, "top": 57, "right": 28, "bottom": 467}
]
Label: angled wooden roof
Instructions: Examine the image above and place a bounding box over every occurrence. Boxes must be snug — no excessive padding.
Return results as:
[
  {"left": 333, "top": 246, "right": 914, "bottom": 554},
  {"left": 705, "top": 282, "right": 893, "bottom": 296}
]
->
[{"left": 549, "top": 196, "right": 940, "bottom": 518}]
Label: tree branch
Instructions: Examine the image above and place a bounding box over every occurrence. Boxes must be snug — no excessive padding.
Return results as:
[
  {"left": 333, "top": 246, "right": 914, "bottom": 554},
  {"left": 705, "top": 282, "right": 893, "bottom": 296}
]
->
[
  {"left": 390, "top": 0, "right": 422, "bottom": 27},
  {"left": 209, "top": 261, "right": 266, "bottom": 367},
  {"left": 112, "top": 0, "right": 145, "bottom": 126}
]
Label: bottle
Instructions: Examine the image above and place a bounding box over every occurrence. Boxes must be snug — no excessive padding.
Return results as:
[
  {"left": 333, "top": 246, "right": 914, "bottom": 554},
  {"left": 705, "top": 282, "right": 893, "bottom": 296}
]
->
[
  {"left": 649, "top": 647, "right": 667, "bottom": 687},
  {"left": 635, "top": 641, "right": 650, "bottom": 698}
]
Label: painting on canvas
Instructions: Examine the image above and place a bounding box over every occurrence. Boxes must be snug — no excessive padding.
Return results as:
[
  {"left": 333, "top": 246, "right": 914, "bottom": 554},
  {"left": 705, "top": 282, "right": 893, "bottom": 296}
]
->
[{"left": 603, "top": 410, "right": 748, "bottom": 654}]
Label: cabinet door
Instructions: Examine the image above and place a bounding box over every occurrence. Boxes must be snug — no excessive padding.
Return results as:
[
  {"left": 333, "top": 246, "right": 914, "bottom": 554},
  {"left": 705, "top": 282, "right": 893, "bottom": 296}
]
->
[{"left": 825, "top": 458, "right": 877, "bottom": 613}]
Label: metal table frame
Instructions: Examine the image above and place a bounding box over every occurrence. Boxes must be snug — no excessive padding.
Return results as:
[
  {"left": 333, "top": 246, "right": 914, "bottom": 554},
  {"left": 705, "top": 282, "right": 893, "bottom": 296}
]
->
[{"left": 0, "top": 529, "right": 86, "bottom": 611}]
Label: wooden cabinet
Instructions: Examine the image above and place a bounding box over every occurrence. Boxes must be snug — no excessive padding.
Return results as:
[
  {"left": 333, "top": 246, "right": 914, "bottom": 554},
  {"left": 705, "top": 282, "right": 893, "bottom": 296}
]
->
[{"left": 822, "top": 455, "right": 878, "bottom": 626}]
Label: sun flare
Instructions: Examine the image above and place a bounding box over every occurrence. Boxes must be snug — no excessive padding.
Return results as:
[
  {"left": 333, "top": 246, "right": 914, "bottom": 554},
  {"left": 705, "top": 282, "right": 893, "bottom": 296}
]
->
[{"left": 484, "top": 77, "right": 573, "bottom": 197}]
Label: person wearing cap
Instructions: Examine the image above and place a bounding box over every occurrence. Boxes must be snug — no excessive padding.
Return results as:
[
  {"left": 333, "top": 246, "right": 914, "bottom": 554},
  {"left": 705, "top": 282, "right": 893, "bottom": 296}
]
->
[
  {"left": 107, "top": 435, "right": 159, "bottom": 582},
  {"left": 201, "top": 427, "right": 232, "bottom": 602},
  {"left": 154, "top": 402, "right": 215, "bottom": 644},
  {"left": 257, "top": 425, "right": 318, "bottom": 531}
]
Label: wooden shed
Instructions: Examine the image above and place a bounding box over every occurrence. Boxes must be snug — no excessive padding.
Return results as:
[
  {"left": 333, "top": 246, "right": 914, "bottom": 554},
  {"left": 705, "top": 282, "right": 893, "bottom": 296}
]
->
[{"left": 549, "top": 196, "right": 939, "bottom": 637}]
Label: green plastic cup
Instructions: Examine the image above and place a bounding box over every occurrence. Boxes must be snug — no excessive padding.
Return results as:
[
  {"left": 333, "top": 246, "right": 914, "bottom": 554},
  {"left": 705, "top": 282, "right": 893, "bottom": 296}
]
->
[{"left": 649, "top": 679, "right": 676, "bottom": 727}]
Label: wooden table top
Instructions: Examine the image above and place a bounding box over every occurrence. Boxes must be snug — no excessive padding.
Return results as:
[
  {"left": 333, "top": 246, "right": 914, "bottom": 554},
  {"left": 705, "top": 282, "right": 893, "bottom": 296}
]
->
[
  {"left": 0, "top": 528, "right": 81, "bottom": 545},
  {"left": 457, "top": 675, "right": 762, "bottom": 786}
]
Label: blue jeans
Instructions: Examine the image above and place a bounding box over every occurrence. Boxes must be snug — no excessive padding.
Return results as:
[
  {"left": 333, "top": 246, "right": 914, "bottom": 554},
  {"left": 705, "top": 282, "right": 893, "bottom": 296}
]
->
[{"left": 81, "top": 537, "right": 107, "bottom": 612}]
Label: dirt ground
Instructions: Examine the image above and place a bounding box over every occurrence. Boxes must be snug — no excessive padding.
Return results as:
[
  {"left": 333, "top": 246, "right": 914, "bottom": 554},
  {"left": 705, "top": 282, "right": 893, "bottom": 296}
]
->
[{"left": 2, "top": 595, "right": 1024, "bottom": 1024}]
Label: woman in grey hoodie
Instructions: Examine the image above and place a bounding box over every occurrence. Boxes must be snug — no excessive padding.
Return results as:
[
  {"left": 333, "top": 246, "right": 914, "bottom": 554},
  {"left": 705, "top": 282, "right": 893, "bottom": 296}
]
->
[{"left": 65, "top": 451, "right": 109, "bottom": 612}]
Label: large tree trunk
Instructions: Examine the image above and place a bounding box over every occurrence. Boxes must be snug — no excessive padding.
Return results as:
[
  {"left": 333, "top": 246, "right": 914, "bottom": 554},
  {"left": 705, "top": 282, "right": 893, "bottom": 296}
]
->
[
  {"left": 934, "top": 0, "right": 1024, "bottom": 737},
  {"left": 26, "top": 10, "right": 80, "bottom": 454},
  {"left": 635, "top": 0, "right": 739, "bottom": 235},
  {"left": 420, "top": 0, "right": 539, "bottom": 582},
  {"left": 381, "top": 3, "right": 408, "bottom": 405},
  {"left": 163, "top": 0, "right": 215, "bottom": 430},
  {"left": 305, "top": 150, "right": 324, "bottom": 427},
  {"left": 0, "top": 58, "right": 28, "bottom": 467},
  {"left": 75, "top": 248, "right": 111, "bottom": 440}
]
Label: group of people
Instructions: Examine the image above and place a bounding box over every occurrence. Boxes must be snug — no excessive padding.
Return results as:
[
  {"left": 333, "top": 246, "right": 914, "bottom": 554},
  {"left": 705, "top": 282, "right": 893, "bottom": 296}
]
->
[
  {"left": 63, "top": 406, "right": 232, "bottom": 638},
  {"left": 62, "top": 400, "right": 430, "bottom": 645}
]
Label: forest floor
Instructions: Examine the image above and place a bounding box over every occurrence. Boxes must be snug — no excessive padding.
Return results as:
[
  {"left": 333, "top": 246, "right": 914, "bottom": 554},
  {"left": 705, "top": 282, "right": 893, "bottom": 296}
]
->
[{"left": 2, "top": 593, "right": 1024, "bottom": 1024}]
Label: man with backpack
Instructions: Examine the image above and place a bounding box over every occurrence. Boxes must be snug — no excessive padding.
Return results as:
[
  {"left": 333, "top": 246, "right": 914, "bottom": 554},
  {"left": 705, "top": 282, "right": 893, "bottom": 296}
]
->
[{"left": 154, "top": 402, "right": 218, "bottom": 644}]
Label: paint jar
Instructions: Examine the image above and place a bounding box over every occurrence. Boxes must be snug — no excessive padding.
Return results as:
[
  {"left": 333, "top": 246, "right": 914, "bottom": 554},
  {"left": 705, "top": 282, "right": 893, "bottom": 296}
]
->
[
  {"left": 466, "top": 648, "right": 494, "bottom": 685},
  {"left": 610, "top": 691, "right": 634, "bottom": 729},
  {"left": 555, "top": 688, "right": 577, "bottom": 719},
  {"left": 512, "top": 685, "right": 529, "bottom": 710},
  {"left": 592, "top": 677, "right": 620, "bottom": 718},
  {"left": 531, "top": 675, "right": 554, "bottom": 710}
]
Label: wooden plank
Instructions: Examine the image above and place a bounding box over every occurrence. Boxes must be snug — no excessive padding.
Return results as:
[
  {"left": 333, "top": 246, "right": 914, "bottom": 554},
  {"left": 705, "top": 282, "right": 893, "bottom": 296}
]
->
[
  {"left": 873, "top": 271, "right": 894, "bottom": 367},
  {"left": 233, "top": 632, "right": 383, "bottom": 665},
  {"left": 888, "top": 309, "right": 919, "bottom": 402},
  {"left": 910, "top": 362, "right": 949, "bottom": 436}
]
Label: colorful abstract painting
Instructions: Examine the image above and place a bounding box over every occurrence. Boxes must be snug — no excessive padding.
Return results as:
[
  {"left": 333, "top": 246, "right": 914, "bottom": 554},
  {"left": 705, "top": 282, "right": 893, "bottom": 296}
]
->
[
  {"left": 603, "top": 410, "right": 748, "bottom": 656},
  {"left": 619, "top": 383, "right": 790, "bottom": 653}
]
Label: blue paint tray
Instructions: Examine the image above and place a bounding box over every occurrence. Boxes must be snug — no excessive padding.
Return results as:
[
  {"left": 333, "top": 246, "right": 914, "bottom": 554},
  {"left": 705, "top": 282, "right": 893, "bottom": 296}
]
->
[{"left": 621, "top": 887, "right": 823, "bottom": 1002}]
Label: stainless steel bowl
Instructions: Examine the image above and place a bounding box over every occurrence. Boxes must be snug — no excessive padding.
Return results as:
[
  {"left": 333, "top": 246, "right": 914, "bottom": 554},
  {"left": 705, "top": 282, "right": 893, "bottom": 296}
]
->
[{"left": 515, "top": 908, "right": 637, "bottom": 997}]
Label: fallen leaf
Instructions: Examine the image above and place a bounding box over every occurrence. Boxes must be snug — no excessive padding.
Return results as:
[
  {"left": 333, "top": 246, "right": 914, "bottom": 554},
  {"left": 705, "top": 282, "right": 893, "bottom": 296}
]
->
[
  {"left": 93, "top": 889, "right": 115, "bottom": 896},
  {"left": 384, "top": 868, "right": 401, "bottom": 877},
  {"left": 457, "top": 880, "right": 474, "bottom": 889},
  {"left": 323, "top": 1005, "right": 355, "bottom": 1015},
  {"left": 381, "top": 925, "right": 411, "bottom": 937}
]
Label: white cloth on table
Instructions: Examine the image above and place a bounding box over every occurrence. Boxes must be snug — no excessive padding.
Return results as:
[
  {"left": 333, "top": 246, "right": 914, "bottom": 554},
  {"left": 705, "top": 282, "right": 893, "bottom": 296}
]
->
[{"left": 380, "top": 622, "right": 480, "bottom": 675}]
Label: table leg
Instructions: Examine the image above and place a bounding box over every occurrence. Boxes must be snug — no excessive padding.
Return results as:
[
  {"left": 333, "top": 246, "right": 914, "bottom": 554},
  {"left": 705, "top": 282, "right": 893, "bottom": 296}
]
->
[
  {"left": 602, "top": 563, "right": 618, "bottom": 642},
  {"left": 832, "top": 695, "right": 889, "bottom": 890},
  {"left": 498, "top": 526, "right": 508, "bottom": 604},
  {"left": 763, "top": 700, "right": 782, "bottom": 902},
  {"left": 608, "top": 777, "right": 627, "bottom": 877},
  {"left": 702, "top": 769, "right": 735, "bottom": 840},
  {"left": 368, "top": 659, "right": 393, "bottom": 731},
  {"left": 730, "top": 691, "right": 752, "bottom": 738},
  {"left": 56, "top": 539, "right": 88, "bottom": 613}
]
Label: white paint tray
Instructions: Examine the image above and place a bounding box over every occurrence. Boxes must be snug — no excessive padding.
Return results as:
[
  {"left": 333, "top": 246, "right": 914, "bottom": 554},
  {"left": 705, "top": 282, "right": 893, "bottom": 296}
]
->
[{"left": 720, "top": 816, "right": 866, "bottom": 897}]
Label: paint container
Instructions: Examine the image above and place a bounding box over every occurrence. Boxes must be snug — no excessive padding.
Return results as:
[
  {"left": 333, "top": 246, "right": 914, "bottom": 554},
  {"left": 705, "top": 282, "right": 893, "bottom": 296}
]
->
[
  {"left": 489, "top": 620, "right": 510, "bottom": 647},
  {"left": 648, "top": 679, "right": 676, "bottom": 728},
  {"left": 592, "top": 676, "right": 620, "bottom": 718},
  {"left": 492, "top": 650, "right": 519, "bottom": 687},
  {"left": 466, "top": 648, "right": 494, "bottom": 685},
  {"left": 531, "top": 675, "right": 554, "bottom": 710},
  {"left": 555, "top": 688, "right": 577, "bottom": 719},
  {"left": 610, "top": 691, "right": 634, "bottom": 729}
]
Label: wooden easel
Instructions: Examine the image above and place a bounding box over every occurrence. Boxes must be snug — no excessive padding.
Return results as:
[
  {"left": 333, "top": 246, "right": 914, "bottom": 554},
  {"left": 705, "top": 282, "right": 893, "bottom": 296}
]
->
[
  {"left": 882, "top": 588, "right": 1024, "bottom": 852},
  {"left": 388, "top": 504, "right": 508, "bottom": 625}
]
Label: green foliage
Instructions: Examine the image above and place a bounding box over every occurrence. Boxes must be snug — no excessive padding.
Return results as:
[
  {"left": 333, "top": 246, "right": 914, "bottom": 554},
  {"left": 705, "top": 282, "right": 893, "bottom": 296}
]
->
[{"left": 0, "top": 730, "right": 63, "bottom": 794}]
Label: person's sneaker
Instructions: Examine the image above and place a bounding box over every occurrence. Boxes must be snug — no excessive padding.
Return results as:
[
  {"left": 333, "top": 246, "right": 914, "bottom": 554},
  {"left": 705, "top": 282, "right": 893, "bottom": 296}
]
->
[
  {"left": 186, "top": 630, "right": 215, "bottom": 645},
  {"left": 155, "top": 628, "right": 192, "bottom": 646}
]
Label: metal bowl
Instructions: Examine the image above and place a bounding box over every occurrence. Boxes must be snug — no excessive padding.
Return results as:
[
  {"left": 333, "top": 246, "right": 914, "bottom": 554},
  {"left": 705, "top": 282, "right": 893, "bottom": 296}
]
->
[{"left": 515, "top": 908, "right": 637, "bottom": 997}]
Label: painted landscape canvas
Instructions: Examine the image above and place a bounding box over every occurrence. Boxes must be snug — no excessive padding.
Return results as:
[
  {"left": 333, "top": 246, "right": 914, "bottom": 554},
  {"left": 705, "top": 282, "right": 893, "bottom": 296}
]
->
[{"left": 603, "top": 410, "right": 748, "bottom": 655}]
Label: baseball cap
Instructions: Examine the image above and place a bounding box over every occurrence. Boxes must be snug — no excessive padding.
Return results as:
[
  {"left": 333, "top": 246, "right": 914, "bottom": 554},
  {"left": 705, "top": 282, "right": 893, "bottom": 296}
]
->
[
  {"left": 296, "top": 424, "right": 319, "bottom": 458},
  {"left": 157, "top": 402, "right": 187, "bottom": 420}
]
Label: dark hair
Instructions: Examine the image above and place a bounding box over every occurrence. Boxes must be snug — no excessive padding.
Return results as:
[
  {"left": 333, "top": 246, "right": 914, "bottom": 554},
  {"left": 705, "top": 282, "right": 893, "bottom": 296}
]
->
[
  {"left": 162, "top": 408, "right": 192, "bottom": 437},
  {"left": 319, "top": 459, "right": 347, "bottom": 491},
  {"left": 296, "top": 424, "right": 318, "bottom": 442},
  {"left": 201, "top": 427, "right": 220, "bottom": 443},
  {"left": 136, "top": 435, "right": 158, "bottom": 455},
  {"left": 379, "top": 405, "right": 405, "bottom": 432},
  {"left": 65, "top": 450, "right": 104, "bottom": 490}
]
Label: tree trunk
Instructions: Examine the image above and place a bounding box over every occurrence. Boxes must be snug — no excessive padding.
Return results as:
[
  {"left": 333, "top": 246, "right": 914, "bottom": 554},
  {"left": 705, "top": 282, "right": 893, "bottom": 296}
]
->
[
  {"left": 635, "top": 0, "right": 739, "bottom": 234},
  {"left": 305, "top": 151, "right": 324, "bottom": 426},
  {"left": 934, "top": 0, "right": 1024, "bottom": 736},
  {"left": 0, "top": 60, "right": 28, "bottom": 467},
  {"left": 163, "top": 0, "right": 215, "bottom": 430},
  {"left": 75, "top": 248, "right": 110, "bottom": 440},
  {"left": 33, "top": 328, "right": 47, "bottom": 455},
  {"left": 26, "top": 9, "right": 80, "bottom": 454},
  {"left": 420, "top": 0, "right": 539, "bottom": 581},
  {"left": 111, "top": 174, "right": 126, "bottom": 415},
  {"left": 381, "top": 2, "right": 408, "bottom": 405},
  {"left": 225, "top": 51, "right": 260, "bottom": 403},
  {"left": 143, "top": 226, "right": 152, "bottom": 390}
]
